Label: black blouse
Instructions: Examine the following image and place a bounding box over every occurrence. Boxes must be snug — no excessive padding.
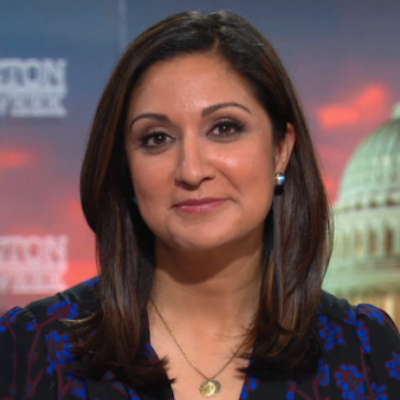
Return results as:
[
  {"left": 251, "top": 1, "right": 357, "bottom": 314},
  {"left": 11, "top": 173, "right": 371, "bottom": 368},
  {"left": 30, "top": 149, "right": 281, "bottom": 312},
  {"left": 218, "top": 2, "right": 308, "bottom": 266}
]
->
[{"left": 1, "top": 277, "right": 400, "bottom": 399}]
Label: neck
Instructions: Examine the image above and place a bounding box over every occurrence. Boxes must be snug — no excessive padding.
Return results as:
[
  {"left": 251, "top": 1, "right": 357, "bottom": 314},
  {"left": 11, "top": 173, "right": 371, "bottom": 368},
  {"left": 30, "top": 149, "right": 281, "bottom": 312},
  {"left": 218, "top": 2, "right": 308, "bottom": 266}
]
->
[{"left": 151, "top": 238, "right": 263, "bottom": 335}]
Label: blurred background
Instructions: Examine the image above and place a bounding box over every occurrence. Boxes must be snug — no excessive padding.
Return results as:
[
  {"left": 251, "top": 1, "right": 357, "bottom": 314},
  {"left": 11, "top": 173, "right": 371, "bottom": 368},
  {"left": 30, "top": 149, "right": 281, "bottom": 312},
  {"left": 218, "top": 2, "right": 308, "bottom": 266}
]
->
[{"left": 1, "top": 0, "right": 400, "bottom": 321}]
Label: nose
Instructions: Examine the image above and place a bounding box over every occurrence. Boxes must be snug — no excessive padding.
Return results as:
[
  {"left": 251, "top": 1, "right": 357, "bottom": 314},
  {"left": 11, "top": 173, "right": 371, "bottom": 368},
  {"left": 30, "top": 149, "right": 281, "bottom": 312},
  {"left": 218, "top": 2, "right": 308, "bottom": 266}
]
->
[{"left": 174, "top": 134, "right": 215, "bottom": 189}]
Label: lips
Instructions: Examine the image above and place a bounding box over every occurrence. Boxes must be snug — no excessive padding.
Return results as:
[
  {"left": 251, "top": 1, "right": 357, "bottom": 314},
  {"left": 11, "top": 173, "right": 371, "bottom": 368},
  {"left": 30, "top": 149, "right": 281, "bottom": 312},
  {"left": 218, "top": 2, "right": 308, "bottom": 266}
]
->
[{"left": 173, "top": 198, "right": 227, "bottom": 214}]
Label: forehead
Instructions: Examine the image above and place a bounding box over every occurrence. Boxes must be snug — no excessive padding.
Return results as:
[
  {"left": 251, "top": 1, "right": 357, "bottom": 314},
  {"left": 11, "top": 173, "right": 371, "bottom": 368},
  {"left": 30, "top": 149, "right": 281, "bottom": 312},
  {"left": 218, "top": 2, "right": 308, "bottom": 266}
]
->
[{"left": 128, "top": 53, "right": 259, "bottom": 112}]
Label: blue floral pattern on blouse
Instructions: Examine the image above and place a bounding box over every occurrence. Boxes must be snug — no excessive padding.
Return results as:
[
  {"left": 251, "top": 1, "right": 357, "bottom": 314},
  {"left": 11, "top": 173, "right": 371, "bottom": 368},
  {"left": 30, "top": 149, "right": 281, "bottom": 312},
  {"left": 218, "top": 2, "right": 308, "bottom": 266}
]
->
[{"left": 1, "top": 280, "right": 400, "bottom": 399}]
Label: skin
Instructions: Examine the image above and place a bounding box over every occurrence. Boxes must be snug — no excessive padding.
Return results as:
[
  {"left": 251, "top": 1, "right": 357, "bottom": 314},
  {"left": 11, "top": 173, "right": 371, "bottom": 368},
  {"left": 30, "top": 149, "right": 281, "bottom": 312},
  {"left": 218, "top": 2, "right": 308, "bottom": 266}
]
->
[{"left": 125, "top": 53, "right": 295, "bottom": 400}]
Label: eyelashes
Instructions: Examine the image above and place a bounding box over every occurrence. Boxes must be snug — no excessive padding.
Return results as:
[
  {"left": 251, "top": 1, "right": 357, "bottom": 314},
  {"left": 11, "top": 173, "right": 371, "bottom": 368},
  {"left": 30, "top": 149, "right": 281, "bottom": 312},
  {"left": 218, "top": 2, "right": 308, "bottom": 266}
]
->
[
  {"left": 209, "top": 120, "right": 245, "bottom": 138},
  {"left": 138, "top": 118, "right": 246, "bottom": 151},
  {"left": 139, "top": 132, "right": 173, "bottom": 149}
]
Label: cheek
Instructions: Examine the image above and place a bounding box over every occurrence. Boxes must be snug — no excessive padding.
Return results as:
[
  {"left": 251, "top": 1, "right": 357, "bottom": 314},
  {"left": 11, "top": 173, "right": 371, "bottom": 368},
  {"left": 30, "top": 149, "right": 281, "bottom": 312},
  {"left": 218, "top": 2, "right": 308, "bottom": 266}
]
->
[
  {"left": 129, "top": 157, "right": 168, "bottom": 203},
  {"left": 129, "top": 161, "right": 169, "bottom": 236},
  {"left": 222, "top": 144, "right": 275, "bottom": 191},
  {"left": 230, "top": 145, "right": 276, "bottom": 221}
]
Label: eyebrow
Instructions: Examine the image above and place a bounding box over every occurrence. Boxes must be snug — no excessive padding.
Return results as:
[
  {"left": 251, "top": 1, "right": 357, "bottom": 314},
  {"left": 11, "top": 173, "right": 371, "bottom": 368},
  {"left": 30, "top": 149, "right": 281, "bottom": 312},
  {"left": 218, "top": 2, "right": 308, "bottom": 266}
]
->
[
  {"left": 202, "top": 102, "right": 251, "bottom": 117},
  {"left": 130, "top": 113, "right": 169, "bottom": 129},
  {"left": 129, "top": 102, "right": 251, "bottom": 129}
]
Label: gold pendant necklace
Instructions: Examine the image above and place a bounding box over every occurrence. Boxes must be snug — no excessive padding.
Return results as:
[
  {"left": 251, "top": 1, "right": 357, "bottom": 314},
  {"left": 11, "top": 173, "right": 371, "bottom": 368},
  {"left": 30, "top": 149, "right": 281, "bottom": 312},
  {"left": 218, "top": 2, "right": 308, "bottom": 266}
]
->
[
  {"left": 151, "top": 300, "right": 244, "bottom": 397},
  {"left": 200, "top": 380, "right": 221, "bottom": 396}
]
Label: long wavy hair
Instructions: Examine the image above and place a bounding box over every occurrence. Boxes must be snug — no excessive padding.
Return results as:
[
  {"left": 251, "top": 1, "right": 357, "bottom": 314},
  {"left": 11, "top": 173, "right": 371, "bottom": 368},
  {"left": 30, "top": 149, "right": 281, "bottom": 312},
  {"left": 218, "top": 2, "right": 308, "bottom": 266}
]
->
[{"left": 76, "top": 10, "right": 332, "bottom": 388}]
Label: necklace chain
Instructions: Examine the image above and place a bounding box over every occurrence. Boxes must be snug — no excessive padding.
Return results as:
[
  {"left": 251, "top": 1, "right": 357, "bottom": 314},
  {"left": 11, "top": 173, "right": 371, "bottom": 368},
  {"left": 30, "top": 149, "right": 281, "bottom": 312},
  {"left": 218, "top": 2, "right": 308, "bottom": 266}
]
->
[{"left": 150, "top": 299, "right": 244, "bottom": 382}]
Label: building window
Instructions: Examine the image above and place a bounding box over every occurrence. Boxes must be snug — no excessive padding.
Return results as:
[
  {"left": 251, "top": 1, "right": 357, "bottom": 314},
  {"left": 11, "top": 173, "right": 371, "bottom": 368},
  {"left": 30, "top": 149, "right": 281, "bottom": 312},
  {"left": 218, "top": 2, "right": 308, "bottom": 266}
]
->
[
  {"left": 369, "top": 230, "right": 378, "bottom": 255},
  {"left": 385, "top": 228, "right": 393, "bottom": 255},
  {"left": 355, "top": 230, "right": 363, "bottom": 256}
]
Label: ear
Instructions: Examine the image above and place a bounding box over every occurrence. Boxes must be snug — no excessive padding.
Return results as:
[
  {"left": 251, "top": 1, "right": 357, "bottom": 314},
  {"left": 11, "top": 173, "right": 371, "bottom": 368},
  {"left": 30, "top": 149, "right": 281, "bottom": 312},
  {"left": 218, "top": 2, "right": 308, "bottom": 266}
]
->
[{"left": 274, "top": 123, "right": 296, "bottom": 173}]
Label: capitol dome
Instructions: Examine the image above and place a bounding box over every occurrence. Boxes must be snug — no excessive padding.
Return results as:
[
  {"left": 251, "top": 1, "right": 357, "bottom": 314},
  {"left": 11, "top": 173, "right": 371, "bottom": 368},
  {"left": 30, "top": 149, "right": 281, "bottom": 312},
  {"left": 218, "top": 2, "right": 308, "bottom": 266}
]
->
[
  {"left": 337, "top": 104, "right": 400, "bottom": 211},
  {"left": 324, "top": 104, "right": 400, "bottom": 322}
]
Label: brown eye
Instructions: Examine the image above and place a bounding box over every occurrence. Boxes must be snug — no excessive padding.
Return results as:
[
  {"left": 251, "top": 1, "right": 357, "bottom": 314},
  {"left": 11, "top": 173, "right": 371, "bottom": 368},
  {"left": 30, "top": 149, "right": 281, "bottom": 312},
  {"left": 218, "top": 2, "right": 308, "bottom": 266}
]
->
[
  {"left": 153, "top": 134, "right": 167, "bottom": 145},
  {"left": 218, "top": 124, "right": 235, "bottom": 135},
  {"left": 141, "top": 132, "right": 173, "bottom": 148},
  {"left": 210, "top": 120, "right": 245, "bottom": 138}
]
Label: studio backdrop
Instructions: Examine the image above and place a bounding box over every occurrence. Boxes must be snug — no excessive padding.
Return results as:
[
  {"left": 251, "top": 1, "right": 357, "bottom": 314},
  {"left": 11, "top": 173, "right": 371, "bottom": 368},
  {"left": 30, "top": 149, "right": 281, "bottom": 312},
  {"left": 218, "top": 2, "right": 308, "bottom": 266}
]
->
[{"left": 1, "top": 0, "right": 400, "bottom": 321}]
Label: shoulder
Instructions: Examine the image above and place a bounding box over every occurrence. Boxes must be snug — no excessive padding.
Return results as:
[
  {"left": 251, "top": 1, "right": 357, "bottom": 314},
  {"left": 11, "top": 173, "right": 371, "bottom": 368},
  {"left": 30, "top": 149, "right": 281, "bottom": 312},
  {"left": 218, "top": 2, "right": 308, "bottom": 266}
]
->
[
  {"left": 319, "top": 291, "right": 400, "bottom": 364},
  {"left": 0, "top": 276, "right": 100, "bottom": 342},
  {"left": 0, "top": 277, "right": 100, "bottom": 397},
  {"left": 321, "top": 291, "right": 398, "bottom": 333},
  {"left": 317, "top": 292, "right": 400, "bottom": 393},
  {"left": 24, "top": 275, "right": 101, "bottom": 324}
]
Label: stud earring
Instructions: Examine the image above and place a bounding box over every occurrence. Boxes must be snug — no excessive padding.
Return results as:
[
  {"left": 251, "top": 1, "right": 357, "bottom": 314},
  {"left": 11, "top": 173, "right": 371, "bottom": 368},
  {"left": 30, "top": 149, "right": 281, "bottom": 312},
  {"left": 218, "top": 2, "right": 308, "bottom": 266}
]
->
[{"left": 275, "top": 172, "right": 286, "bottom": 186}]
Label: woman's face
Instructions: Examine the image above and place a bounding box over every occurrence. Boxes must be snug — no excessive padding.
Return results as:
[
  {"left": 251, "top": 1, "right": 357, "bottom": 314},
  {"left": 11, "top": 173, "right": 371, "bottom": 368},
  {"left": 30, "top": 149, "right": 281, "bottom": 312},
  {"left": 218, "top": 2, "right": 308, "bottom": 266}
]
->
[{"left": 125, "top": 54, "right": 294, "bottom": 252}]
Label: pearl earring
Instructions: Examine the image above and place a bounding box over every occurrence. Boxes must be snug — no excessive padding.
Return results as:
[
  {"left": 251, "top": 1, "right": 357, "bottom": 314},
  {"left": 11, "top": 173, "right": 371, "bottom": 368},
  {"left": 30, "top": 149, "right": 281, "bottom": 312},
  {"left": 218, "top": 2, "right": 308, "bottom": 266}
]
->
[{"left": 275, "top": 172, "right": 286, "bottom": 186}]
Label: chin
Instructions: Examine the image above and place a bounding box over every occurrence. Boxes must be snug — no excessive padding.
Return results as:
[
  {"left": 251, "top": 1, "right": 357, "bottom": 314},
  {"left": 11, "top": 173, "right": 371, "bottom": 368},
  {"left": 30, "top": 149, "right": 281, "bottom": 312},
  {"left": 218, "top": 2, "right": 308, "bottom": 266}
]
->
[
  {"left": 166, "top": 228, "right": 260, "bottom": 254},
  {"left": 153, "top": 217, "right": 265, "bottom": 254},
  {"left": 158, "top": 228, "right": 231, "bottom": 253},
  {"left": 169, "top": 237, "right": 230, "bottom": 253}
]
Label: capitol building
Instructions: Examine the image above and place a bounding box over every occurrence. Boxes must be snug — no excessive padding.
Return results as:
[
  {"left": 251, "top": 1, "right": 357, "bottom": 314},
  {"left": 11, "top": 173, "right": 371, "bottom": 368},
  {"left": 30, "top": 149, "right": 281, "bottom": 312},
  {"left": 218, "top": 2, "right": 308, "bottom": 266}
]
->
[{"left": 324, "top": 104, "right": 400, "bottom": 324}]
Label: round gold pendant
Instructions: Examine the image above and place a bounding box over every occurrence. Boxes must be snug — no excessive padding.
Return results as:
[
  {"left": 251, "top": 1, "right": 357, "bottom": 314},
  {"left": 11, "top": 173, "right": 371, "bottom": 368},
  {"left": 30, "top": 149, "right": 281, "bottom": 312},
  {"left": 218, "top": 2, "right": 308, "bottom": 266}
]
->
[{"left": 199, "top": 380, "right": 221, "bottom": 397}]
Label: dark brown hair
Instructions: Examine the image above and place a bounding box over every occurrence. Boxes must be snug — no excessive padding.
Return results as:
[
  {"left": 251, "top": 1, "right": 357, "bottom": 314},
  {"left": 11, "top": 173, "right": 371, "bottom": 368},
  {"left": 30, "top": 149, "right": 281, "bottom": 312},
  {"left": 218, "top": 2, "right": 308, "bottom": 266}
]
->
[{"left": 76, "top": 10, "right": 332, "bottom": 387}]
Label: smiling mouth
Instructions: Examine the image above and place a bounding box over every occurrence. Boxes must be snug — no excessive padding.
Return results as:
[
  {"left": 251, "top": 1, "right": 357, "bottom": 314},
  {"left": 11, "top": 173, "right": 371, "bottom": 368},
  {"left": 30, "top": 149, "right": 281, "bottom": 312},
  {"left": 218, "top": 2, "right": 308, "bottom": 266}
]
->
[{"left": 173, "top": 198, "right": 227, "bottom": 214}]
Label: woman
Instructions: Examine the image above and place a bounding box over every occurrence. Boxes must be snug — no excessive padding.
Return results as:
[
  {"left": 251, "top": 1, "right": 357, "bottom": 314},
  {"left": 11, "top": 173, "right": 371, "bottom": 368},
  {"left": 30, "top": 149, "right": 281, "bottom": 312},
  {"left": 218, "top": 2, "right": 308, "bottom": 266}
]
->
[{"left": 1, "top": 10, "right": 399, "bottom": 400}]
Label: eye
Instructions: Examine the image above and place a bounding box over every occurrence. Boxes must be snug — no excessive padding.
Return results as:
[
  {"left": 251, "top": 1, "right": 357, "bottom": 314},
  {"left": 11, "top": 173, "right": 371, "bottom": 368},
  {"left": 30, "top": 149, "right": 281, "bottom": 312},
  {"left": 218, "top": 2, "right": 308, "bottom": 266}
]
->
[
  {"left": 209, "top": 120, "right": 245, "bottom": 139},
  {"left": 140, "top": 132, "right": 173, "bottom": 149}
]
